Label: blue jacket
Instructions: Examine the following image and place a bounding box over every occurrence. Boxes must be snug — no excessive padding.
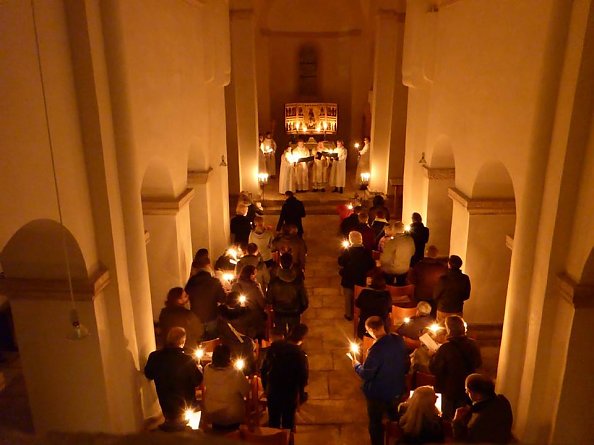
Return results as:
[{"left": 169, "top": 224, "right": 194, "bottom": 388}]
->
[{"left": 355, "top": 333, "right": 409, "bottom": 401}]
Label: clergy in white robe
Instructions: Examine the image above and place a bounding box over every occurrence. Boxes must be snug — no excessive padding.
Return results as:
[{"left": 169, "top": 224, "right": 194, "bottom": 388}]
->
[
  {"left": 329, "top": 140, "right": 348, "bottom": 192},
  {"left": 278, "top": 148, "right": 296, "bottom": 194},
  {"left": 355, "top": 137, "right": 370, "bottom": 185},
  {"left": 293, "top": 140, "right": 310, "bottom": 192},
  {"left": 262, "top": 132, "right": 277, "bottom": 177},
  {"left": 311, "top": 141, "right": 329, "bottom": 191}
]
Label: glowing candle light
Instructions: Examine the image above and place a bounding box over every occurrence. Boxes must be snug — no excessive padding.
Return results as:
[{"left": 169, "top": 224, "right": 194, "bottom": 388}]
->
[
  {"left": 227, "top": 248, "right": 238, "bottom": 259},
  {"left": 238, "top": 295, "right": 247, "bottom": 306},
  {"left": 223, "top": 272, "right": 235, "bottom": 282},
  {"left": 194, "top": 347, "right": 204, "bottom": 360},
  {"left": 429, "top": 323, "right": 442, "bottom": 334},
  {"left": 234, "top": 358, "right": 245, "bottom": 371},
  {"left": 349, "top": 342, "right": 360, "bottom": 355},
  {"left": 403, "top": 317, "right": 411, "bottom": 324},
  {"left": 347, "top": 203, "right": 354, "bottom": 210},
  {"left": 184, "top": 409, "right": 201, "bottom": 430},
  {"left": 360, "top": 172, "right": 370, "bottom": 183},
  {"left": 354, "top": 142, "right": 360, "bottom": 149},
  {"left": 341, "top": 240, "right": 350, "bottom": 249}
]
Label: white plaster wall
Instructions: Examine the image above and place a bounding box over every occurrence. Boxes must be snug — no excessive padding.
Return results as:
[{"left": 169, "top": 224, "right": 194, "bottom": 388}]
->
[{"left": 448, "top": 200, "right": 469, "bottom": 263}]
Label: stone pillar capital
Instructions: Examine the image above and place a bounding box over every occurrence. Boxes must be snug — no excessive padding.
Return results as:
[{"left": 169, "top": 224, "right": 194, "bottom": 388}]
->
[
  {"left": 448, "top": 187, "right": 515, "bottom": 215},
  {"left": 423, "top": 165, "right": 455, "bottom": 180},
  {"left": 141, "top": 188, "right": 195, "bottom": 216}
]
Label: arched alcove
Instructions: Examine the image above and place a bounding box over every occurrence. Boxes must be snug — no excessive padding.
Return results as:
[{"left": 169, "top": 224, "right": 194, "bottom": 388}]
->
[
  {"left": 0, "top": 219, "right": 87, "bottom": 281},
  {"left": 141, "top": 159, "right": 175, "bottom": 199},
  {"left": 430, "top": 135, "right": 455, "bottom": 168},
  {"left": 472, "top": 161, "right": 515, "bottom": 199}
]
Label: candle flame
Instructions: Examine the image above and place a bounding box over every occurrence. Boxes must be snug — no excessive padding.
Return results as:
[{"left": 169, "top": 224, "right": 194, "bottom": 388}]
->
[
  {"left": 349, "top": 342, "right": 360, "bottom": 354},
  {"left": 354, "top": 143, "right": 360, "bottom": 149},
  {"left": 341, "top": 240, "right": 350, "bottom": 249},
  {"left": 184, "top": 409, "right": 201, "bottom": 430},
  {"left": 223, "top": 272, "right": 235, "bottom": 282},
  {"left": 347, "top": 203, "right": 354, "bottom": 210},
  {"left": 238, "top": 295, "right": 247, "bottom": 306},
  {"left": 403, "top": 317, "right": 411, "bottom": 324},
  {"left": 194, "top": 348, "right": 204, "bottom": 360},
  {"left": 234, "top": 358, "right": 245, "bottom": 371},
  {"left": 227, "top": 248, "right": 238, "bottom": 259},
  {"left": 429, "top": 323, "right": 442, "bottom": 334},
  {"left": 404, "top": 224, "right": 411, "bottom": 233}
]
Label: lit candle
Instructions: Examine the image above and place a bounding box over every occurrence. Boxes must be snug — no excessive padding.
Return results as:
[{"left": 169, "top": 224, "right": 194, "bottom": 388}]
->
[
  {"left": 234, "top": 358, "right": 245, "bottom": 371},
  {"left": 223, "top": 272, "right": 235, "bottom": 282},
  {"left": 354, "top": 142, "right": 360, "bottom": 149},
  {"left": 404, "top": 224, "right": 411, "bottom": 233},
  {"left": 347, "top": 203, "right": 354, "bottom": 210},
  {"left": 184, "top": 409, "right": 201, "bottom": 430},
  {"left": 194, "top": 348, "right": 205, "bottom": 361},
  {"left": 349, "top": 342, "right": 360, "bottom": 355},
  {"left": 429, "top": 323, "right": 442, "bottom": 334},
  {"left": 238, "top": 295, "right": 247, "bottom": 307},
  {"left": 227, "top": 248, "right": 238, "bottom": 259},
  {"left": 341, "top": 240, "right": 350, "bottom": 249},
  {"left": 360, "top": 172, "right": 370, "bottom": 183},
  {"left": 403, "top": 317, "right": 411, "bottom": 324}
]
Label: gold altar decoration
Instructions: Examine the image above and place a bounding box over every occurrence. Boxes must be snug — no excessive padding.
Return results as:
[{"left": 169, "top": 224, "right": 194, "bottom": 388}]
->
[{"left": 285, "top": 103, "right": 338, "bottom": 135}]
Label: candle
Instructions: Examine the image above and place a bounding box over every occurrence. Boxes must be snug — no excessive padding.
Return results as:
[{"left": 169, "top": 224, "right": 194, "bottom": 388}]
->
[
  {"left": 234, "top": 358, "right": 245, "bottom": 371},
  {"left": 194, "top": 348, "right": 204, "bottom": 360},
  {"left": 360, "top": 172, "right": 370, "bottom": 183},
  {"left": 347, "top": 203, "right": 354, "bottom": 210},
  {"left": 429, "top": 323, "right": 442, "bottom": 334},
  {"left": 341, "top": 240, "right": 350, "bottom": 249},
  {"left": 223, "top": 272, "right": 235, "bottom": 282},
  {"left": 354, "top": 142, "right": 360, "bottom": 149},
  {"left": 404, "top": 224, "right": 411, "bottom": 233},
  {"left": 184, "top": 409, "right": 201, "bottom": 430},
  {"left": 349, "top": 342, "right": 360, "bottom": 355},
  {"left": 403, "top": 317, "right": 411, "bottom": 324},
  {"left": 227, "top": 248, "right": 238, "bottom": 259},
  {"left": 238, "top": 295, "right": 247, "bottom": 306}
]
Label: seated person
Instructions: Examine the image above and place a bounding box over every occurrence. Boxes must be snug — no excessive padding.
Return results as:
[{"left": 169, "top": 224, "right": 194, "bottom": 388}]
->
[
  {"left": 158, "top": 287, "right": 203, "bottom": 350},
  {"left": 397, "top": 301, "right": 435, "bottom": 349},
  {"left": 407, "top": 245, "right": 448, "bottom": 308},
  {"left": 452, "top": 373, "right": 513, "bottom": 443},
  {"left": 231, "top": 265, "right": 267, "bottom": 340},
  {"left": 203, "top": 344, "right": 251, "bottom": 432},
  {"left": 354, "top": 272, "right": 392, "bottom": 338},
  {"left": 235, "top": 242, "right": 270, "bottom": 291},
  {"left": 144, "top": 327, "right": 203, "bottom": 431},
  {"left": 398, "top": 385, "right": 445, "bottom": 444}
]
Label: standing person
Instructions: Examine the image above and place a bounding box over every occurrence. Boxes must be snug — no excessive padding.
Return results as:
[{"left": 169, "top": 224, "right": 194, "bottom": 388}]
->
[
  {"left": 249, "top": 216, "right": 275, "bottom": 268},
  {"left": 407, "top": 245, "right": 448, "bottom": 310},
  {"left": 370, "top": 210, "right": 389, "bottom": 247},
  {"left": 266, "top": 253, "right": 308, "bottom": 331},
  {"left": 276, "top": 190, "right": 306, "bottom": 237},
  {"left": 235, "top": 242, "right": 270, "bottom": 291},
  {"left": 203, "top": 344, "right": 250, "bottom": 432},
  {"left": 261, "top": 131, "right": 277, "bottom": 178},
  {"left": 278, "top": 146, "right": 296, "bottom": 194},
  {"left": 338, "top": 231, "right": 375, "bottom": 321},
  {"left": 293, "top": 138, "right": 310, "bottom": 192},
  {"left": 158, "top": 287, "right": 203, "bottom": 350},
  {"left": 354, "top": 272, "right": 392, "bottom": 338},
  {"left": 355, "top": 137, "right": 370, "bottom": 189},
  {"left": 260, "top": 328, "right": 309, "bottom": 431},
  {"left": 429, "top": 316, "right": 482, "bottom": 420},
  {"left": 380, "top": 221, "right": 416, "bottom": 285},
  {"left": 329, "top": 139, "right": 347, "bottom": 193},
  {"left": 433, "top": 255, "right": 471, "bottom": 322},
  {"left": 348, "top": 316, "right": 409, "bottom": 445},
  {"left": 409, "top": 212, "right": 430, "bottom": 266},
  {"left": 272, "top": 224, "right": 307, "bottom": 271},
  {"left": 230, "top": 265, "right": 267, "bottom": 340},
  {"left": 258, "top": 133, "right": 266, "bottom": 176},
  {"left": 311, "top": 141, "right": 329, "bottom": 192},
  {"left": 369, "top": 195, "right": 390, "bottom": 223},
  {"left": 185, "top": 257, "right": 227, "bottom": 339},
  {"left": 144, "top": 327, "right": 203, "bottom": 431},
  {"left": 452, "top": 373, "right": 513, "bottom": 443},
  {"left": 230, "top": 203, "right": 251, "bottom": 246},
  {"left": 353, "top": 211, "right": 377, "bottom": 252}
]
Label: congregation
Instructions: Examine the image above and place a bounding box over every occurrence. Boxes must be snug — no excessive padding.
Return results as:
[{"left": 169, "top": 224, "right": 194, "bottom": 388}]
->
[{"left": 143, "top": 190, "right": 513, "bottom": 445}]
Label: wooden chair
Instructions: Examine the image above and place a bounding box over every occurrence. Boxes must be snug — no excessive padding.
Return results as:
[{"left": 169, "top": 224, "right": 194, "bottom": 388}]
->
[
  {"left": 386, "top": 284, "right": 415, "bottom": 306},
  {"left": 390, "top": 305, "right": 418, "bottom": 329},
  {"left": 245, "top": 375, "right": 267, "bottom": 427},
  {"left": 353, "top": 285, "right": 367, "bottom": 337},
  {"left": 227, "top": 426, "right": 291, "bottom": 445},
  {"left": 199, "top": 337, "right": 222, "bottom": 354}
]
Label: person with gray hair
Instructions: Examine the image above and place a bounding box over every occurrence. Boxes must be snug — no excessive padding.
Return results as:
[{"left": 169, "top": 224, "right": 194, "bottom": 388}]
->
[
  {"left": 379, "top": 220, "right": 415, "bottom": 285},
  {"left": 396, "top": 300, "right": 436, "bottom": 345},
  {"left": 144, "top": 327, "right": 203, "bottom": 431},
  {"left": 338, "top": 230, "right": 375, "bottom": 321}
]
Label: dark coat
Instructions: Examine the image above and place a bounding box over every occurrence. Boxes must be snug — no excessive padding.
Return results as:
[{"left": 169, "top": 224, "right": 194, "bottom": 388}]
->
[
  {"left": 338, "top": 245, "right": 374, "bottom": 289},
  {"left": 433, "top": 269, "right": 471, "bottom": 313},
  {"left": 429, "top": 336, "right": 482, "bottom": 402},
  {"left": 408, "top": 257, "right": 448, "bottom": 301},
  {"left": 158, "top": 306, "right": 204, "bottom": 349},
  {"left": 340, "top": 213, "right": 359, "bottom": 237},
  {"left": 261, "top": 340, "right": 308, "bottom": 397},
  {"left": 185, "top": 270, "right": 227, "bottom": 323},
  {"left": 409, "top": 222, "right": 430, "bottom": 265},
  {"left": 352, "top": 223, "right": 376, "bottom": 251},
  {"left": 276, "top": 196, "right": 306, "bottom": 235},
  {"left": 144, "top": 347, "right": 203, "bottom": 420},
  {"left": 230, "top": 214, "right": 252, "bottom": 245},
  {"left": 272, "top": 234, "right": 307, "bottom": 269},
  {"left": 452, "top": 394, "right": 513, "bottom": 443},
  {"left": 266, "top": 269, "right": 308, "bottom": 315},
  {"left": 354, "top": 333, "right": 409, "bottom": 401},
  {"left": 355, "top": 289, "right": 392, "bottom": 338}
]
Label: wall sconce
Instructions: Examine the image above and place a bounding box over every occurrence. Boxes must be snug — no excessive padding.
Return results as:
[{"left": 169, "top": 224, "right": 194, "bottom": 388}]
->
[{"left": 219, "top": 155, "right": 227, "bottom": 167}]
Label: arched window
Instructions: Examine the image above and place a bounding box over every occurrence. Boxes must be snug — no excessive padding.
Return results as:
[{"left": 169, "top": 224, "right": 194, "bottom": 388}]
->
[{"left": 298, "top": 46, "right": 317, "bottom": 97}]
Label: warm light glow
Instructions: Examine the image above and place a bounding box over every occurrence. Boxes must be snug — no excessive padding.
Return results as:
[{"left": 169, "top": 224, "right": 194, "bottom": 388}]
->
[
  {"left": 463, "top": 320, "right": 468, "bottom": 330},
  {"left": 360, "top": 172, "right": 370, "bottom": 183},
  {"left": 287, "top": 153, "right": 297, "bottom": 163},
  {"left": 429, "top": 323, "right": 442, "bottom": 334},
  {"left": 404, "top": 224, "right": 411, "bottom": 233},
  {"left": 349, "top": 342, "right": 360, "bottom": 354},
  {"left": 354, "top": 142, "right": 360, "bottom": 149},
  {"left": 238, "top": 295, "right": 247, "bottom": 306},
  {"left": 184, "top": 409, "right": 201, "bottom": 430},
  {"left": 223, "top": 272, "right": 235, "bottom": 282},
  {"left": 194, "top": 348, "right": 204, "bottom": 360},
  {"left": 403, "top": 317, "right": 411, "bottom": 324},
  {"left": 234, "top": 358, "right": 245, "bottom": 371},
  {"left": 227, "top": 248, "right": 238, "bottom": 259},
  {"left": 258, "top": 172, "right": 269, "bottom": 184},
  {"left": 322, "top": 121, "right": 328, "bottom": 130},
  {"left": 409, "top": 391, "right": 442, "bottom": 412},
  {"left": 347, "top": 203, "right": 354, "bottom": 210},
  {"left": 341, "top": 240, "right": 350, "bottom": 249}
]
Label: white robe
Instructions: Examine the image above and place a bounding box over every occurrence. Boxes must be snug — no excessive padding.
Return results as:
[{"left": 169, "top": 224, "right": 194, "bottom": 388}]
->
[
  {"left": 311, "top": 146, "right": 329, "bottom": 187},
  {"left": 355, "top": 141, "right": 370, "bottom": 183},
  {"left": 329, "top": 146, "right": 347, "bottom": 188},
  {"left": 278, "top": 149, "right": 295, "bottom": 194},
  {"left": 262, "top": 137, "right": 277, "bottom": 176},
  {"left": 293, "top": 145, "right": 310, "bottom": 191}
]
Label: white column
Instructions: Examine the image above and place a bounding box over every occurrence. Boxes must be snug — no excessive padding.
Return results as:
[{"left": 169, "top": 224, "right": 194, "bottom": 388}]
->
[
  {"left": 448, "top": 188, "right": 516, "bottom": 324},
  {"left": 228, "top": 6, "right": 259, "bottom": 196},
  {"left": 142, "top": 189, "right": 194, "bottom": 319},
  {"left": 424, "top": 166, "right": 455, "bottom": 255}
]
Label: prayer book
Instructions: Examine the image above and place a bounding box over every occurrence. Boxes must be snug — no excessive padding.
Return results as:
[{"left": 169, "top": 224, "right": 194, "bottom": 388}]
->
[
  {"left": 419, "top": 333, "right": 441, "bottom": 352},
  {"left": 297, "top": 156, "right": 314, "bottom": 163}
]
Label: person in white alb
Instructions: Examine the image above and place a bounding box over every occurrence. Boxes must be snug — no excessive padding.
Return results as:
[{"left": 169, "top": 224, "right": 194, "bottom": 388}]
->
[
  {"left": 279, "top": 147, "right": 296, "bottom": 194},
  {"left": 293, "top": 139, "right": 310, "bottom": 192},
  {"left": 355, "top": 137, "right": 370, "bottom": 188},
  {"left": 261, "top": 132, "right": 277, "bottom": 178},
  {"left": 311, "top": 141, "right": 329, "bottom": 192},
  {"left": 329, "top": 139, "right": 347, "bottom": 193}
]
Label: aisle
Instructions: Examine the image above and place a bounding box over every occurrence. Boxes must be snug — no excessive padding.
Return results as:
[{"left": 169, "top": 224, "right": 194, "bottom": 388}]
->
[{"left": 293, "top": 215, "right": 369, "bottom": 445}]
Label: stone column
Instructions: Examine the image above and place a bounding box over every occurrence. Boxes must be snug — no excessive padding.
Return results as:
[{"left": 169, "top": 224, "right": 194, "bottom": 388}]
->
[
  {"left": 227, "top": 5, "right": 259, "bottom": 196},
  {"left": 142, "top": 189, "right": 194, "bottom": 319},
  {"left": 448, "top": 188, "right": 516, "bottom": 324},
  {"left": 423, "top": 166, "right": 455, "bottom": 255},
  {"left": 369, "top": 9, "right": 401, "bottom": 194}
]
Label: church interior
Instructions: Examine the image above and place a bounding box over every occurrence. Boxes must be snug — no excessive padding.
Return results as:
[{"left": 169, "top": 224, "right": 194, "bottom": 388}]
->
[{"left": 0, "top": 0, "right": 593, "bottom": 443}]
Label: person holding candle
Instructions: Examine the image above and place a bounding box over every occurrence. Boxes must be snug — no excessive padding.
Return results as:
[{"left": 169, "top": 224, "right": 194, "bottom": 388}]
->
[
  {"left": 279, "top": 147, "right": 296, "bottom": 194},
  {"left": 230, "top": 203, "right": 252, "bottom": 246},
  {"left": 339, "top": 231, "right": 375, "bottom": 321},
  {"left": 144, "top": 327, "right": 203, "bottom": 431},
  {"left": 329, "top": 139, "right": 347, "bottom": 193},
  {"left": 354, "top": 272, "right": 392, "bottom": 338},
  {"left": 230, "top": 265, "right": 267, "bottom": 340},
  {"left": 396, "top": 301, "right": 435, "bottom": 350},
  {"left": 293, "top": 138, "right": 310, "bottom": 192},
  {"left": 311, "top": 140, "right": 329, "bottom": 192},
  {"left": 380, "top": 220, "right": 415, "bottom": 285},
  {"left": 235, "top": 242, "right": 270, "bottom": 291},
  {"left": 249, "top": 216, "right": 275, "bottom": 268},
  {"left": 348, "top": 316, "right": 409, "bottom": 445},
  {"left": 158, "top": 287, "right": 203, "bottom": 350},
  {"left": 433, "top": 255, "right": 471, "bottom": 322},
  {"left": 203, "top": 344, "right": 250, "bottom": 432},
  {"left": 272, "top": 223, "right": 307, "bottom": 272},
  {"left": 276, "top": 190, "right": 306, "bottom": 238},
  {"left": 355, "top": 137, "right": 370, "bottom": 189}
]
